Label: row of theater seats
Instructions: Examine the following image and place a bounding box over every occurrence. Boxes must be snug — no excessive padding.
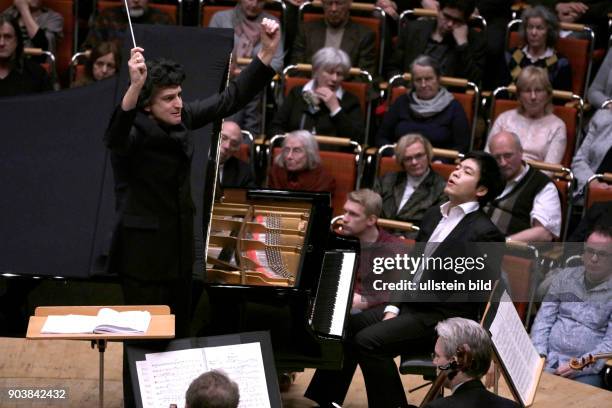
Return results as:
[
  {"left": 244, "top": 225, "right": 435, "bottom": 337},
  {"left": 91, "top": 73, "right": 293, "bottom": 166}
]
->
[{"left": 12, "top": 0, "right": 612, "bottom": 95}]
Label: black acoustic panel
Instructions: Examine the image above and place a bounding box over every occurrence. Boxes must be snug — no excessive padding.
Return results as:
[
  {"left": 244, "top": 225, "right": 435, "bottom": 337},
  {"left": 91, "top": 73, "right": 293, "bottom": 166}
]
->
[
  {"left": 0, "top": 79, "right": 118, "bottom": 278},
  {"left": 0, "top": 25, "right": 233, "bottom": 279}
]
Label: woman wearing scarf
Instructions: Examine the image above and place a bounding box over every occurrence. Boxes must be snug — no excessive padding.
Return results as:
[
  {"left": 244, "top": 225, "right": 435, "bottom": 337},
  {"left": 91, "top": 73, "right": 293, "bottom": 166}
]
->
[
  {"left": 209, "top": 0, "right": 284, "bottom": 134},
  {"left": 375, "top": 55, "right": 470, "bottom": 153}
]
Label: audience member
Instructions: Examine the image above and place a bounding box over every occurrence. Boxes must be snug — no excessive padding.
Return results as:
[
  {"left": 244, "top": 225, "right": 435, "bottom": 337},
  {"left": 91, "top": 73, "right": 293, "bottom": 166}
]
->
[
  {"left": 377, "top": 55, "right": 470, "bottom": 152},
  {"left": 505, "top": 6, "right": 572, "bottom": 91},
  {"left": 290, "top": 0, "right": 377, "bottom": 78},
  {"left": 83, "top": 0, "right": 173, "bottom": 49},
  {"left": 305, "top": 151, "right": 505, "bottom": 407},
  {"left": 2, "top": 0, "right": 63, "bottom": 55},
  {"left": 340, "top": 189, "right": 404, "bottom": 311},
  {"left": 0, "top": 15, "right": 52, "bottom": 97},
  {"left": 386, "top": 0, "right": 486, "bottom": 84},
  {"left": 210, "top": 0, "right": 284, "bottom": 135},
  {"left": 268, "top": 47, "right": 364, "bottom": 142},
  {"left": 185, "top": 370, "right": 240, "bottom": 408},
  {"left": 531, "top": 226, "right": 612, "bottom": 389},
  {"left": 218, "top": 121, "right": 256, "bottom": 188},
  {"left": 71, "top": 41, "right": 120, "bottom": 88},
  {"left": 418, "top": 317, "right": 519, "bottom": 408},
  {"left": 489, "top": 66, "right": 567, "bottom": 166},
  {"left": 486, "top": 131, "right": 561, "bottom": 242},
  {"left": 527, "top": 1, "right": 611, "bottom": 48},
  {"left": 571, "top": 109, "right": 612, "bottom": 200},
  {"left": 373, "top": 133, "right": 447, "bottom": 227},
  {"left": 267, "top": 130, "right": 336, "bottom": 193},
  {"left": 587, "top": 48, "right": 612, "bottom": 110}
]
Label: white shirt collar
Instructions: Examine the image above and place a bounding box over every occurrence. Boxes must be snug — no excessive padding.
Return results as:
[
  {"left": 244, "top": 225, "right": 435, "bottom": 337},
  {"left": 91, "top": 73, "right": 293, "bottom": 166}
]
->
[
  {"left": 303, "top": 79, "right": 344, "bottom": 100},
  {"left": 522, "top": 46, "right": 555, "bottom": 63},
  {"left": 439, "top": 200, "right": 480, "bottom": 218}
]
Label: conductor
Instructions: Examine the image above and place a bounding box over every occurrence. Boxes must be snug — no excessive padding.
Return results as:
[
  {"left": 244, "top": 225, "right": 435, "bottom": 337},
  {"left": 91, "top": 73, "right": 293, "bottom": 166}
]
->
[{"left": 104, "top": 19, "right": 281, "bottom": 338}]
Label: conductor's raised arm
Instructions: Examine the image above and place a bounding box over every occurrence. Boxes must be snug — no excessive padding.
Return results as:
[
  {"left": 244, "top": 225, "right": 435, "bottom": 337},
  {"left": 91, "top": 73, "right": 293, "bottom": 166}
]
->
[
  {"left": 257, "top": 18, "right": 281, "bottom": 67},
  {"left": 122, "top": 47, "right": 147, "bottom": 111}
]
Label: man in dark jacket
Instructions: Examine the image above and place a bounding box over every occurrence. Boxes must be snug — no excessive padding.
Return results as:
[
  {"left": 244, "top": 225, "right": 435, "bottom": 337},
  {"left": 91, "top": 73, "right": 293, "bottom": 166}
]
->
[
  {"left": 104, "top": 20, "right": 280, "bottom": 337},
  {"left": 218, "top": 121, "right": 256, "bottom": 188},
  {"left": 385, "top": 0, "right": 486, "bottom": 83},
  {"left": 305, "top": 151, "right": 505, "bottom": 407}
]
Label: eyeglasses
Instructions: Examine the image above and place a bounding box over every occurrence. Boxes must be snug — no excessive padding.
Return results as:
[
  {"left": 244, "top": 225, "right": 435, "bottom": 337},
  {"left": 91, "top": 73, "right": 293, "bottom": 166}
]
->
[
  {"left": 220, "top": 133, "right": 241, "bottom": 150},
  {"left": 322, "top": 0, "right": 348, "bottom": 7},
  {"left": 402, "top": 152, "right": 427, "bottom": 163},
  {"left": 520, "top": 88, "right": 547, "bottom": 95},
  {"left": 584, "top": 246, "right": 612, "bottom": 259}
]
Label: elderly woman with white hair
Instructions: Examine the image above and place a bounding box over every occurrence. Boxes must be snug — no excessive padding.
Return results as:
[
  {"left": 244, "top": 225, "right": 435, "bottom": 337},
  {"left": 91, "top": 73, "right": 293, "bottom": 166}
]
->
[
  {"left": 268, "top": 47, "right": 364, "bottom": 143},
  {"left": 267, "top": 130, "right": 336, "bottom": 193}
]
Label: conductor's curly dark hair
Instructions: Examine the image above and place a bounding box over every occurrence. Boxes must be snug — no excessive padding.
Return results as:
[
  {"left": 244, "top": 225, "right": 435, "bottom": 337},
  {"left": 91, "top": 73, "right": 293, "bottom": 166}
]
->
[{"left": 137, "top": 58, "right": 186, "bottom": 109}]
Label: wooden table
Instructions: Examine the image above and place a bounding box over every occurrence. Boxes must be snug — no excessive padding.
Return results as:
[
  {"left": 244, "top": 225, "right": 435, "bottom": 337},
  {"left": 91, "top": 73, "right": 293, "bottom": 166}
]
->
[{"left": 26, "top": 305, "right": 175, "bottom": 408}]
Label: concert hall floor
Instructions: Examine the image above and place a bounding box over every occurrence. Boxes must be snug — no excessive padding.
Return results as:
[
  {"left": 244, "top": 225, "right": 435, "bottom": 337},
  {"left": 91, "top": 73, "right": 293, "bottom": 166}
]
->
[{"left": 1, "top": 337, "right": 609, "bottom": 407}]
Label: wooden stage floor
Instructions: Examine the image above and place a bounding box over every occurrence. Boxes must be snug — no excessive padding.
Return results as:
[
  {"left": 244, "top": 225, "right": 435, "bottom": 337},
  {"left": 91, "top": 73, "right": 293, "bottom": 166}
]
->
[{"left": 1, "top": 337, "right": 609, "bottom": 407}]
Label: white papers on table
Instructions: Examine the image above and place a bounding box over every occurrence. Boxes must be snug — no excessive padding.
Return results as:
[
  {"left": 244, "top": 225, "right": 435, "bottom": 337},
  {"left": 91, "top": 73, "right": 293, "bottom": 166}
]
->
[{"left": 41, "top": 308, "right": 151, "bottom": 334}]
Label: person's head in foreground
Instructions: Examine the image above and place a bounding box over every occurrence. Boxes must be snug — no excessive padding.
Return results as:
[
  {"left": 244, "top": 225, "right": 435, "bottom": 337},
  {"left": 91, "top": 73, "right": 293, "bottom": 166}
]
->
[
  {"left": 311, "top": 46, "right": 351, "bottom": 93},
  {"left": 185, "top": 370, "right": 239, "bottom": 408},
  {"left": 444, "top": 151, "right": 505, "bottom": 207},
  {"left": 433, "top": 317, "right": 492, "bottom": 389},
  {"left": 488, "top": 131, "right": 525, "bottom": 182}
]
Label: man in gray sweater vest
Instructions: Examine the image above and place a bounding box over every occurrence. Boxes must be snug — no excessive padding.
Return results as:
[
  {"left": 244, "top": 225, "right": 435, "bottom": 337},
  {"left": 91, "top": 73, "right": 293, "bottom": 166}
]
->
[{"left": 486, "top": 131, "right": 561, "bottom": 242}]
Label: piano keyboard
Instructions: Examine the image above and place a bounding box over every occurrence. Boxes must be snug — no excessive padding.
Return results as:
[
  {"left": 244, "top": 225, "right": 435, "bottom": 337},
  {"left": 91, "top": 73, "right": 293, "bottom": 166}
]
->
[{"left": 311, "top": 251, "right": 357, "bottom": 337}]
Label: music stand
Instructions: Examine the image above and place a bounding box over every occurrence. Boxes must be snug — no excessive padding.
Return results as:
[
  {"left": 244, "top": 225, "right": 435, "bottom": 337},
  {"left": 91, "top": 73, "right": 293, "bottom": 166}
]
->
[{"left": 26, "top": 305, "right": 175, "bottom": 408}]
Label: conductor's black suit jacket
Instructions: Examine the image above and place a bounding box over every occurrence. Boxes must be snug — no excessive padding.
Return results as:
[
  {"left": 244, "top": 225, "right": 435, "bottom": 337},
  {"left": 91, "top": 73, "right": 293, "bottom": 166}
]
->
[{"left": 105, "top": 58, "right": 274, "bottom": 282}]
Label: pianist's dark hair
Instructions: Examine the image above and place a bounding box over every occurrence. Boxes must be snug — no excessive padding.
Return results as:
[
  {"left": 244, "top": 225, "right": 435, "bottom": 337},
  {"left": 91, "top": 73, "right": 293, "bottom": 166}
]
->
[
  {"left": 137, "top": 58, "right": 186, "bottom": 109},
  {"left": 461, "top": 151, "right": 505, "bottom": 207},
  {"left": 0, "top": 16, "right": 24, "bottom": 71},
  {"left": 185, "top": 370, "right": 239, "bottom": 408}
]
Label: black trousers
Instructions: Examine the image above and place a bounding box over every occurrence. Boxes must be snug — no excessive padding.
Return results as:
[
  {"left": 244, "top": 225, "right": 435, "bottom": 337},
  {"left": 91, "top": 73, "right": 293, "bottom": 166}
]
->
[{"left": 305, "top": 304, "right": 441, "bottom": 408}]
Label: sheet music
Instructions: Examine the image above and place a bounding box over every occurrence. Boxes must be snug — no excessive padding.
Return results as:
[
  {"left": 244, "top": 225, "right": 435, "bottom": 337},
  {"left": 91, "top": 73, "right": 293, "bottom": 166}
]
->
[
  {"left": 135, "top": 360, "right": 156, "bottom": 408},
  {"left": 204, "top": 342, "right": 271, "bottom": 408},
  {"left": 489, "top": 292, "right": 541, "bottom": 405},
  {"left": 144, "top": 348, "right": 207, "bottom": 408}
]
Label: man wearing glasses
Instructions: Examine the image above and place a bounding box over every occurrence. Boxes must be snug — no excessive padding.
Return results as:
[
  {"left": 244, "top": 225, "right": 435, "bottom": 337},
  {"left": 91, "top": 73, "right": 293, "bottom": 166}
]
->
[
  {"left": 218, "top": 121, "right": 256, "bottom": 188},
  {"left": 386, "top": 0, "right": 486, "bottom": 83},
  {"left": 531, "top": 225, "right": 612, "bottom": 389}
]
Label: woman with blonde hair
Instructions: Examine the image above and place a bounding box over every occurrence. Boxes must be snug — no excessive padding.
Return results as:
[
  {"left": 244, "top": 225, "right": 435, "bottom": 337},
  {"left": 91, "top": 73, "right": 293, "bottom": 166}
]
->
[{"left": 489, "top": 66, "right": 567, "bottom": 165}]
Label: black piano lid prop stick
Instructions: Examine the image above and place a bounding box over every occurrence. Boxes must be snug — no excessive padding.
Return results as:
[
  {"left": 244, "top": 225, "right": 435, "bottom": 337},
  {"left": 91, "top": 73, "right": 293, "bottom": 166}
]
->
[{"left": 122, "top": 0, "right": 138, "bottom": 49}]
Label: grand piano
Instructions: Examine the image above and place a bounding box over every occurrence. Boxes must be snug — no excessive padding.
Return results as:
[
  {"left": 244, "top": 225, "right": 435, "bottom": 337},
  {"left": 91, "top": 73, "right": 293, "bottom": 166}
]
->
[
  {"left": 202, "top": 188, "right": 359, "bottom": 372},
  {"left": 0, "top": 25, "right": 359, "bottom": 372}
]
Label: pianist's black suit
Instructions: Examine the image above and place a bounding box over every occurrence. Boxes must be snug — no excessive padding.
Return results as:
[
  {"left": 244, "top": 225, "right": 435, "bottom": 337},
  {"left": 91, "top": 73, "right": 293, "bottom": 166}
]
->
[{"left": 305, "top": 205, "right": 504, "bottom": 408}]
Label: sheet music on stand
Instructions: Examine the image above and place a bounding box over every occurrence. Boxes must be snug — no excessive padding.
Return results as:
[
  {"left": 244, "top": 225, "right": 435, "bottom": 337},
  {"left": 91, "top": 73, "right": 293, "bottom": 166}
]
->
[
  {"left": 482, "top": 286, "right": 545, "bottom": 407},
  {"left": 127, "top": 331, "right": 281, "bottom": 408}
]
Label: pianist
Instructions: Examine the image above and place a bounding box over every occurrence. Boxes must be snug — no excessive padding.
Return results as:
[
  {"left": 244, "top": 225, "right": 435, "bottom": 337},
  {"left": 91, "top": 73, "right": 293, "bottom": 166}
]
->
[{"left": 305, "top": 151, "right": 505, "bottom": 407}]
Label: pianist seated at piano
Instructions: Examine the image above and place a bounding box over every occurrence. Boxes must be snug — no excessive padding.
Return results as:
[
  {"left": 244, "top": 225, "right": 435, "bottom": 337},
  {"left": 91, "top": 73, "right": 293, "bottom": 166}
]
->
[
  {"left": 267, "top": 130, "right": 336, "bottom": 194},
  {"left": 305, "top": 151, "right": 506, "bottom": 407},
  {"left": 340, "top": 189, "right": 405, "bottom": 312}
]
